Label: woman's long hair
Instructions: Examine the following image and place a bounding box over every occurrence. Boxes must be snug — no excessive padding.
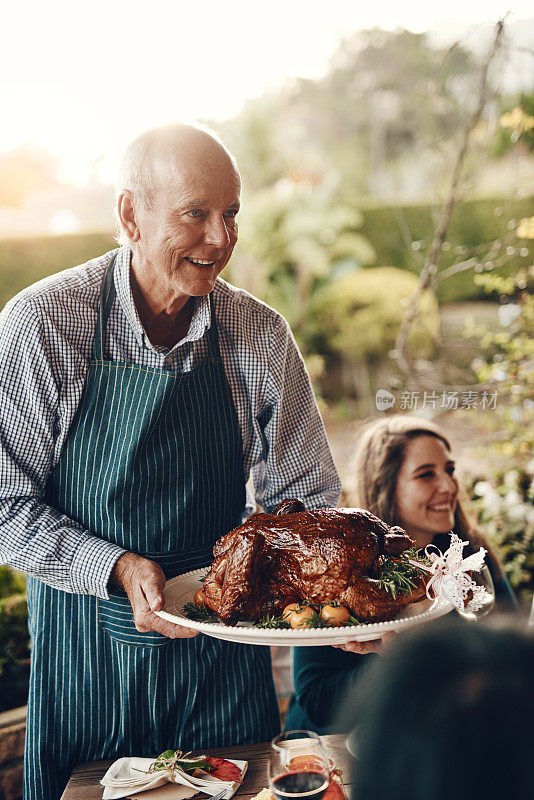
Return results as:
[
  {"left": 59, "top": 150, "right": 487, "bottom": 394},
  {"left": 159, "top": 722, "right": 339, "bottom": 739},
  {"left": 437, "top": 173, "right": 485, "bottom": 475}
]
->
[{"left": 353, "top": 415, "right": 504, "bottom": 578}]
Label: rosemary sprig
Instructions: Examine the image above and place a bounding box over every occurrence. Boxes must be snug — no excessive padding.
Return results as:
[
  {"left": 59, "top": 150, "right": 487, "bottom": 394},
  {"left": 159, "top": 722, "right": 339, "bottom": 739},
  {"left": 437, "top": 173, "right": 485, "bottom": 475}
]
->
[
  {"left": 404, "top": 546, "right": 432, "bottom": 567},
  {"left": 301, "top": 611, "right": 331, "bottom": 629},
  {"left": 377, "top": 548, "right": 429, "bottom": 599},
  {"left": 300, "top": 611, "right": 362, "bottom": 628},
  {"left": 256, "top": 614, "right": 291, "bottom": 629},
  {"left": 182, "top": 602, "right": 220, "bottom": 623}
]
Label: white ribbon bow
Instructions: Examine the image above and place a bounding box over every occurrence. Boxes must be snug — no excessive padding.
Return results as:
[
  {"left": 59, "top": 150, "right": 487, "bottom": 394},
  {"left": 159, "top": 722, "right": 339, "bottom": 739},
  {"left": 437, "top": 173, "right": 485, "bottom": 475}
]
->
[{"left": 413, "top": 533, "right": 492, "bottom": 613}]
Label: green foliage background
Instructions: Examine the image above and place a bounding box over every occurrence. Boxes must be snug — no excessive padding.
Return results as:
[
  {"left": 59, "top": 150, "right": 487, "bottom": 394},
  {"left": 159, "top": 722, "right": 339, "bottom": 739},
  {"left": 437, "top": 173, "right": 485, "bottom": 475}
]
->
[{"left": 0, "top": 567, "right": 30, "bottom": 712}]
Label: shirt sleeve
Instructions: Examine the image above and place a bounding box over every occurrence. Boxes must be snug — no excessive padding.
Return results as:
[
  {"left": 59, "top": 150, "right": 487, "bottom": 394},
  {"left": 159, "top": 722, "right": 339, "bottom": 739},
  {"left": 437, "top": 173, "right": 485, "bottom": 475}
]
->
[
  {"left": 0, "top": 298, "right": 125, "bottom": 598},
  {"left": 253, "top": 315, "right": 341, "bottom": 513}
]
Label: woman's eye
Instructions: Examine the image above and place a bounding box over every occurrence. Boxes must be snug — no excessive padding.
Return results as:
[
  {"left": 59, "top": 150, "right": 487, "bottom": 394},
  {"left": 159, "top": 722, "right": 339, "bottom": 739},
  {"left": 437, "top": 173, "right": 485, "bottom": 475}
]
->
[
  {"left": 446, "top": 466, "right": 456, "bottom": 476},
  {"left": 417, "top": 471, "right": 434, "bottom": 479}
]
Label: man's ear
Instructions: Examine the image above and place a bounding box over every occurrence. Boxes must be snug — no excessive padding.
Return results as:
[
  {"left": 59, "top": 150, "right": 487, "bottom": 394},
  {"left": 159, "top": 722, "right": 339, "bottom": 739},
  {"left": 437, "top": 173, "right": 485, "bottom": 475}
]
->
[{"left": 117, "top": 191, "right": 140, "bottom": 242}]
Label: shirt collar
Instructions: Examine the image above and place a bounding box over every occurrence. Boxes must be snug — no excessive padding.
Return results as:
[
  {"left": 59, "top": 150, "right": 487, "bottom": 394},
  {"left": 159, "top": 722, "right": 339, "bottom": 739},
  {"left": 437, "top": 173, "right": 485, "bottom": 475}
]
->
[{"left": 114, "top": 246, "right": 212, "bottom": 352}]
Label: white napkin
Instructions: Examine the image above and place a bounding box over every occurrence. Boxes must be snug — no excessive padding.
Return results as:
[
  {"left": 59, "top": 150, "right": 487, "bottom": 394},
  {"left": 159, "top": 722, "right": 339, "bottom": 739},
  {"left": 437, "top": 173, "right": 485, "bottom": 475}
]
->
[{"left": 100, "top": 757, "right": 247, "bottom": 800}]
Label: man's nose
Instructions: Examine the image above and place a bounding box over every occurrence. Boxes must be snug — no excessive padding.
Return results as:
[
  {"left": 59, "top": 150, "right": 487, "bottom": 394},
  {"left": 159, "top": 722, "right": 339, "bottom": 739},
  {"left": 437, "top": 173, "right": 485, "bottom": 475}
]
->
[{"left": 203, "top": 216, "right": 231, "bottom": 247}]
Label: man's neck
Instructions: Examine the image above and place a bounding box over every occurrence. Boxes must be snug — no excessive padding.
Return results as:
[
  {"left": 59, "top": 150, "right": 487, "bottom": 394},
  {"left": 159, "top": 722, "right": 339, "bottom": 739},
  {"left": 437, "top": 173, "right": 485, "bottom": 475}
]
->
[{"left": 130, "top": 258, "right": 194, "bottom": 349}]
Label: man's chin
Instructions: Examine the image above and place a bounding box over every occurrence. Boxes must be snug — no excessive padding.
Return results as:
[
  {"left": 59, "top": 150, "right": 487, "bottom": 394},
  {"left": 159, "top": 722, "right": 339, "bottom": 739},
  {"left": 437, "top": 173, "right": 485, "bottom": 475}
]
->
[
  {"left": 176, "top": 276, "right": 218, "bottom": 298},
  {"left": 190, "top": 276, "right": 218, "bottom": 293}
]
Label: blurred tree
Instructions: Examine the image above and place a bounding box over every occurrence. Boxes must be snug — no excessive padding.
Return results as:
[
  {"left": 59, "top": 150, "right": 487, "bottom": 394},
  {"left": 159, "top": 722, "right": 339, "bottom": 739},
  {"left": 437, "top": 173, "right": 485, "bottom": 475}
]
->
[
  {"left": 491, "top": 92, "right": 534, "bottom": 156},
  {"left": 285, "top": 29, "right": 476, "bottom": 196},
  {"left": 215, "top": 94, "right": 291, "bottom": 192},
  {"left": 468, "top": 265, "right": 534, "bottom": 462},
  {"left": 215, "top": 28, "right": 477, "bottom": 200}
]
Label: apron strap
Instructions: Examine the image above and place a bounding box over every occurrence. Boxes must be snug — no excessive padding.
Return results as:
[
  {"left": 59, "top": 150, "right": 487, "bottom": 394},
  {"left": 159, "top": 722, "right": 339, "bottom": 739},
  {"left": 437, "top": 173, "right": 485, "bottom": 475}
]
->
[
  {"left": 93, "top": 254, "right": 118, "bottom": 360},
  {"left": 206, "top": 293, "right": 223, "bottom": 360}
]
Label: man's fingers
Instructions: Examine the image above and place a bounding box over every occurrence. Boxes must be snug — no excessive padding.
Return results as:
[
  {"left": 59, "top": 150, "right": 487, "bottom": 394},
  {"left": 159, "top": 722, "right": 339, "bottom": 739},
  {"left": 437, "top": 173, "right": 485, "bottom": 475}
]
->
[
  {"left": 144, "top": 583, "right": 164, "bottom": 612},
  {"left": 143, "top": 610, "right": 199, "bottom": 638},
  {"left": 116, "top": 555, "right": 199, "bottom": 638}
]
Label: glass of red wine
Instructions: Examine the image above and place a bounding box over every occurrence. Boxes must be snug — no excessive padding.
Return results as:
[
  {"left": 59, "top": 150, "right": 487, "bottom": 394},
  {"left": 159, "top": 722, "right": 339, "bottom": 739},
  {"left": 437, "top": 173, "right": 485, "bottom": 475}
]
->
[{"left": 268, "top": 730, "right": 330, "bottom": 800}]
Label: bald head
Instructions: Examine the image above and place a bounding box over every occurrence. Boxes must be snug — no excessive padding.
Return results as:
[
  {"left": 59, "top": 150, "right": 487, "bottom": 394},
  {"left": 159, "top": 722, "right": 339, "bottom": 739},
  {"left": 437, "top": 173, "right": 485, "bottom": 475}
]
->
[{"left": 117, "top": 123, "right": 239, "bottom": 216}]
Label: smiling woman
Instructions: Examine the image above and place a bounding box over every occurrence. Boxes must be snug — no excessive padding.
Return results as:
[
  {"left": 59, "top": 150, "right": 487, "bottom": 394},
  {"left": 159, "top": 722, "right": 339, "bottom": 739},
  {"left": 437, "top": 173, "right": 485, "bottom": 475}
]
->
[
  {"left": 284, "top": 414, "right": 517, "bottom": 736},
  {"left": 352, "top": 415, "right": 510, "bottom": 588}
]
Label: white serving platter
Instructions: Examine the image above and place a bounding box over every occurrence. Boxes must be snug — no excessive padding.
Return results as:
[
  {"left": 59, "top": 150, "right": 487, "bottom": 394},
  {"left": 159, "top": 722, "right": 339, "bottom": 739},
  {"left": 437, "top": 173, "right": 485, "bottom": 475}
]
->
[{"left": 155, "top": 568, "right": 453, "bottom": 646}]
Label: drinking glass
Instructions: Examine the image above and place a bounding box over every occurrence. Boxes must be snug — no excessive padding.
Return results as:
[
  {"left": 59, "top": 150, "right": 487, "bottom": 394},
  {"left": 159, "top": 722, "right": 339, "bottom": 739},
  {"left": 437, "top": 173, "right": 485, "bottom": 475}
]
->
[
  {"left": 268, "top": 731, "right": 330, "bottom": 800},
  {"left": 455, "top": 564, "right": 495, "bottom": 621}
]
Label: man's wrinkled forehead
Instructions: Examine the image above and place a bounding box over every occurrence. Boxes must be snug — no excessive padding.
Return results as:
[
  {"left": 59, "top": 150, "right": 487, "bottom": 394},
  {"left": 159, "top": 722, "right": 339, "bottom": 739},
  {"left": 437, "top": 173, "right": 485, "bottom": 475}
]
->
[{"left": 152, "top": 130, "right": 240, "bottom": 191}]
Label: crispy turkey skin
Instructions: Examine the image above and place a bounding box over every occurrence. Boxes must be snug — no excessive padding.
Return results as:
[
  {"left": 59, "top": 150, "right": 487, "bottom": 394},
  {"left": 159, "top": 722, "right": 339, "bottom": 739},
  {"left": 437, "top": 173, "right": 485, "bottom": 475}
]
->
[{"left": 202, "top": 499, "right": 427, "bottom": 623}]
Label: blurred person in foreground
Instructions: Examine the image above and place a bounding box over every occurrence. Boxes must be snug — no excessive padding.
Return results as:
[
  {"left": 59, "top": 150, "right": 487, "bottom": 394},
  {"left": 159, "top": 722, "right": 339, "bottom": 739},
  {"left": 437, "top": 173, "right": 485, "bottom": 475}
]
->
[
  {"left": 339, "top": 618, "right": 534, "bottom": 800},
  {"left": 285, "top": 415, "right": 516, "bottom": 734},
  {"left": 0, "top": 123, "right": 341, "bottom": 799}
]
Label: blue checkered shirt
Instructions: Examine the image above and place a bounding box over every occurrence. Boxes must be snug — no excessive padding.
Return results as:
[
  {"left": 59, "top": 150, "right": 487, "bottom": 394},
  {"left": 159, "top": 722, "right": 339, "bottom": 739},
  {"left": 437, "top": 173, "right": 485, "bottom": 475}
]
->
[{"left": 0, "top": 247, "right": 340, "bottom": 599}]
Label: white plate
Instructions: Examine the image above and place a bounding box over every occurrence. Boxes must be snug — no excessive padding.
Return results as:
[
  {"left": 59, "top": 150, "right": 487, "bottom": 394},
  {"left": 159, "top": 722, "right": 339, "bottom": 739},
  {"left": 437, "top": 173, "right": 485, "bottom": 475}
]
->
[{"left": 155, "top": 568, "right": 453, "bottom": 646}]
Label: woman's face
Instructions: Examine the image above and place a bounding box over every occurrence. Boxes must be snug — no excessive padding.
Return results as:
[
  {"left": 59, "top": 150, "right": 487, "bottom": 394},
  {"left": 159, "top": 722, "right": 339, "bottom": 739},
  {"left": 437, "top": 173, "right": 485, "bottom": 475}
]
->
[{"left": 394, "top": 435, "right": 458, "bottom": 547}]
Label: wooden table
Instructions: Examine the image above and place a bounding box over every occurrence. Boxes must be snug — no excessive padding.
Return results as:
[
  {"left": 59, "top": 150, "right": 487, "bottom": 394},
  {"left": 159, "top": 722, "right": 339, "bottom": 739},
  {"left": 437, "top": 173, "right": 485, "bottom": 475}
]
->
[{"left": 60, "top": 734, "right": 353, "bottom": 800}]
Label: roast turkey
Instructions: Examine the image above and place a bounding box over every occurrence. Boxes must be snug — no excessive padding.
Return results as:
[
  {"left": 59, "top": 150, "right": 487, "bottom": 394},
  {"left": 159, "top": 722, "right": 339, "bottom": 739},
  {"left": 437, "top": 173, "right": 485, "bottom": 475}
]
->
[{"left": 202, "top": 499, "right": 427, "bottom": 624}]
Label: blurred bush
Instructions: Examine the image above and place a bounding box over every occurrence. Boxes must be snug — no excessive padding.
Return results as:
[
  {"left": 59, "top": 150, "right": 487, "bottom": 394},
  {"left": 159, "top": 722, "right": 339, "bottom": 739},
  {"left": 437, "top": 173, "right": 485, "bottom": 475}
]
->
[
  {"left": 459, "top": 263, "right": 533, "bottom": 605},
  {"left": 359, "top": 196, "right": 534, "bottom": 304},
  {"left": 0, "top": 567, "right": 30, "bottom": 712},
  {"left": 0, "top": 231, "right": 117, "bottom": 310},
  {"left": 306, "top": 267, "right": 439, "bottom": 403},
  {"left": 492, "top": 93, "right": 534, "bottom": 157},
  {"left": 470, "top": 470, "right": 534, "bottom": 605}
]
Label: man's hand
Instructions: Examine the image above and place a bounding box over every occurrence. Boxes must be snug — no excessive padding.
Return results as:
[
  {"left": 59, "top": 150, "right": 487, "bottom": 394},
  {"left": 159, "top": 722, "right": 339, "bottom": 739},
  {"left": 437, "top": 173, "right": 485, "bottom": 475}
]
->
[
  {"left": 334, "top": 631, "right": 396, "bottom": 655},
  {"left": 110, "top": 552, "right": 198, "bottom": 639}
]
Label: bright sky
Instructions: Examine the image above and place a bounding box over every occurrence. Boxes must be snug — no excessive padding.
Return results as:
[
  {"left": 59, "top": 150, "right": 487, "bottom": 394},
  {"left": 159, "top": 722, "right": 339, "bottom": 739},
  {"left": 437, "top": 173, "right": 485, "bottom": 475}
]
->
[{"left": 2, "top": 0, "right": 533, "bottom": 170}]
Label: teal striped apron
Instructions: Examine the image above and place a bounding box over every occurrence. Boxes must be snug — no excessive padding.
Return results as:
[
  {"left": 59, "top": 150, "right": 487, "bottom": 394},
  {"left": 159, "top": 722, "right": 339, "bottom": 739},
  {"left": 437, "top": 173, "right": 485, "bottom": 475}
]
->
[{"left": 24, "top": 255, "right": 280, "bottom": 799}]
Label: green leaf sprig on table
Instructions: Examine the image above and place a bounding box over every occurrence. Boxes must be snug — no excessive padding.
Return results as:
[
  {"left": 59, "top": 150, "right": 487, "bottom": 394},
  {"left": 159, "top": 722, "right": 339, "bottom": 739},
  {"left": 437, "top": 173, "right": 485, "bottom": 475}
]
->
[
  {"left": 148, "top": 749, "right": 214, "bottom": 776},
  {"left": 376, "top": 547, "right": 430, "bottom": 599}
]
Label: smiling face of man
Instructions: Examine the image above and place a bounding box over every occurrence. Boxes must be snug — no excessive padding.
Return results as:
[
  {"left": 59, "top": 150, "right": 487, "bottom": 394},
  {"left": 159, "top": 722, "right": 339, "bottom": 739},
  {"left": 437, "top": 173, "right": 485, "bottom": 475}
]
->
[{"left": 122, "top": 128, "right": 241, "bottom": 308}]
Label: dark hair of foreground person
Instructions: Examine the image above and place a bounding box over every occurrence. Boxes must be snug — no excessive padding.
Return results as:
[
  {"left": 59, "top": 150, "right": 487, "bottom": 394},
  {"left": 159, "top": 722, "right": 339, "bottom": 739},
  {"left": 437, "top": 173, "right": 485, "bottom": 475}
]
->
[{"left": 338, "top": 617, "right": 534, "bottom": 800}]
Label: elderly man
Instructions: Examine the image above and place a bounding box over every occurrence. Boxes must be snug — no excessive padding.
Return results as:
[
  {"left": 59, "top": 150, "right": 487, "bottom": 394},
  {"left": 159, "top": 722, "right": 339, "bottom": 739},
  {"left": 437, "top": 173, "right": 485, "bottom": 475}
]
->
[{"left": 0, "top": 124, "right": 340, "bottom": 799}]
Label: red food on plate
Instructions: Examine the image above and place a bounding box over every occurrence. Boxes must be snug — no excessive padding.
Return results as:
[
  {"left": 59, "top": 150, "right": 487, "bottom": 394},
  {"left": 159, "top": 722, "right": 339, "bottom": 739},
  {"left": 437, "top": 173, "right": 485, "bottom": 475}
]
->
[
  {"left": 323, "top": 773, "right": 347, "bottom": 800},
  {"left": 205, "top": 756, "right": 243, "bottom": 783}
]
